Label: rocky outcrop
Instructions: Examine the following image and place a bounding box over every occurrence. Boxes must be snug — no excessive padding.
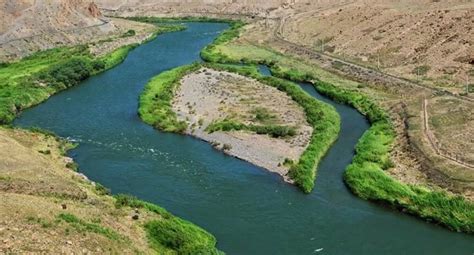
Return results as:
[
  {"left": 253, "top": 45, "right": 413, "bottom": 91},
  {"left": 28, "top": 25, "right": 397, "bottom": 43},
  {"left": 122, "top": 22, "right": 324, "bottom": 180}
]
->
[{"left": 87, "top": 2, "right": 102, "bottom": 18}]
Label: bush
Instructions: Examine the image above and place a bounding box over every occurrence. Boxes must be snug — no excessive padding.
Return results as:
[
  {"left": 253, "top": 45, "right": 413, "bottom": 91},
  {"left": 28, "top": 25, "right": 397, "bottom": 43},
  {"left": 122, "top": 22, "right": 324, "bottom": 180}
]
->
[
  {"left": 114, "top": 194, "right": 222, "bottom": 254},
  {"left": 122, "top": 29, "right": 136, "bottom": 37},
  {"left": 206, "top": 119, "right": 297, "bottom": 138}
]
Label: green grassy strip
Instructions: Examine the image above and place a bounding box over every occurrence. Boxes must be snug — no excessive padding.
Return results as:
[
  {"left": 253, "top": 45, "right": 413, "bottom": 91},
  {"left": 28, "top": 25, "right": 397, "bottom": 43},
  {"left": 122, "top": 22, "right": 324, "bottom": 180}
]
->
[
  {"left": 139, "top": 63, "right": 201, "bottom": 132},
  {"left": 200, "top": 21, "right": 245, "bottom": 63},
  {"left": 0, "top": 47, "right": 124, "bottom": 124},
  {"left": 314, "top": 81, "right": 474, "bottom": 233},
  {"left": 57, "top": 213, "right": 122, "bottom": 240},
  {"left": 272, "top": 66, "right": 474, "bottom": 232},
  {"left": 114, "top": 195, "right": 223, "bottom": 254},
  {"left": 206, "top": 119, "right": 297, "bottom": 138}
]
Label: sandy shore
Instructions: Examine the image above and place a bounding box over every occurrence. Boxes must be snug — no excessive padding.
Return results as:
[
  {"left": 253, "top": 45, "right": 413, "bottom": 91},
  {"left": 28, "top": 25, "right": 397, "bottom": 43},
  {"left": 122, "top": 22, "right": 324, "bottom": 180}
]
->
[{"left": 172, "top": 68, "right": 312, "bottom": 181}]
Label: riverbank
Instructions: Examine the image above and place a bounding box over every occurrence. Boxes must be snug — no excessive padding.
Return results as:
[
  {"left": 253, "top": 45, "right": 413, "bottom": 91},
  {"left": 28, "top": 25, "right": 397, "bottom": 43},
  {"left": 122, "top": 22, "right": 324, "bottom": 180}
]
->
[
  {"left": 198, "top": 18, "right": 474, "bottom": 233},
  {"left": 0, "top": 127, "right": 222, "bottom": 253}
]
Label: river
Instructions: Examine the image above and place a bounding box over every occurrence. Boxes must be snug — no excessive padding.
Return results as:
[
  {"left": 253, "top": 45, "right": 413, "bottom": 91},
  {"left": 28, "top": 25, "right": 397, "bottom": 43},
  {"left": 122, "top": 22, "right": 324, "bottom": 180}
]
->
[{"left": 14, "top": 22, "right": 474, "bottom": 254}]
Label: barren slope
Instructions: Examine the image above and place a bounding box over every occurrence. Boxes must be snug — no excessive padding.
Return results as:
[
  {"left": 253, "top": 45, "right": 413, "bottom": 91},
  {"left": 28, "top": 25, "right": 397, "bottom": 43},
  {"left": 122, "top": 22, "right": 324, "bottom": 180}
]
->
[{"left": 280, "top": 0, "right": 474, "bottom": 93}]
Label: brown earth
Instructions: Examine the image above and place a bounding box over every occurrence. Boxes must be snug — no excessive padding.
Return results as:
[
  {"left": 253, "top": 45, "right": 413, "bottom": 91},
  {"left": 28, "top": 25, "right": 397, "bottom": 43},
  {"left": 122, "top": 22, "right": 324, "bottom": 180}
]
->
[{"left": 172, "top": 68, "right": 312, "bottom": 180}]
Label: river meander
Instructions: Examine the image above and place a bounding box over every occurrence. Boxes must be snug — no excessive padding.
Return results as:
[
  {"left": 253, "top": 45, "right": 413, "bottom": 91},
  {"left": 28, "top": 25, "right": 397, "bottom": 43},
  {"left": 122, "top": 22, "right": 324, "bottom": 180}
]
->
[{"left": 14, "top": 22, "right": 474, "bottom": 254}]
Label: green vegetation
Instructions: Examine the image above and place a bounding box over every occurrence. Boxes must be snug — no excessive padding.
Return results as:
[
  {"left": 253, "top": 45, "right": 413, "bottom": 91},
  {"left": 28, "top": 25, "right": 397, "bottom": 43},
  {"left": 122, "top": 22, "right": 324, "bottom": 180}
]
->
[
  {"left": 27, "top": 216, "right": 54, "bottom": 228},
  {"left": 0, "top": 45, "right": 134, "bottom": 124},
  {"left": 206, "top": 119, "right": 297, "bottom": 138},
  {"left": 139, "top": 64, "right": 200, "bottom": 132},
  {"left": 57, "top": 213, "right": 122, "bottom": 240},
  {"left": 114, "top": 195, "right": 223, "bottom": 254},
  {"left": 251, "top": 107, "right": 277, "bottom": 124},
  {"left": 201, "top": 21, "right": 245, "bottom": 63},
  {"left": 122, "top": 29, "right": 136, "bottom": 37}
]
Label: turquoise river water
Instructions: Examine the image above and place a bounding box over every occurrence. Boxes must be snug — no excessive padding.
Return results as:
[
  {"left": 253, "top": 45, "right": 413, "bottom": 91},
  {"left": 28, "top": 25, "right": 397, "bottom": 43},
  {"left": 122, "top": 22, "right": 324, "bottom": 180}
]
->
[{"left": 14, "top": 23, "right": 474, "bottom": 254}]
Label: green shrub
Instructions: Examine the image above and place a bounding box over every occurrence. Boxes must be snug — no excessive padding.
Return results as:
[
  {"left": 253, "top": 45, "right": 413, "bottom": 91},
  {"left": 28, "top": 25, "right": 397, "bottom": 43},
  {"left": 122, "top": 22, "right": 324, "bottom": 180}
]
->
[
  {"left": 114, "top": 194, "right": 223, "bottom": 254},
  {"left": 200, "top": 21, "right": 245, "bottom": 63},
  {"left": 206, "top": 119, "right": 297, "bottom": 138},
  {"left": 57, "top": 213, "right": 122, "bottom": 240},
  {"left": 252, "top": 107, "right": 276, "bottom": 124},
  {"left": 122, "top": 29, "right": 136, "bottom": 37}
]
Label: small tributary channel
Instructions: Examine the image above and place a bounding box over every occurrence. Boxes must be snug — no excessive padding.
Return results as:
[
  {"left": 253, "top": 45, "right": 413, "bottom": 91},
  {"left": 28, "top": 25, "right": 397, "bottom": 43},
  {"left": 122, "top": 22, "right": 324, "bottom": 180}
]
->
[{"left": 14, "top": 23, "right": 474, "bottom": 254}]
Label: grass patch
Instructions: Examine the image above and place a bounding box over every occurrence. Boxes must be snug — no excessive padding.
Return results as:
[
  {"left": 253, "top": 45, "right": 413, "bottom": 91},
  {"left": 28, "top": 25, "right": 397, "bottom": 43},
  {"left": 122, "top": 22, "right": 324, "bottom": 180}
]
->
[
  {"left": 206, "top": 119, "right": 297, "bottom": 138},
  {"left": 27, "top": 216, "right": 55, "bottom": 228},
  {"left": 114, "top": 194, "right": 223, "bottom": 254},
  {"left": 412, "top": 65, "right": 431, "bottom": 76},
  {"left": 201, "top": 21, "right": 245, "bottom": 63},
  {"left": 57, "top": 213, "right": 122, "bottom": 240},
  {"left": 251, "top": 107, "right": 277, "bottom": 124},
  {"left": 139, "top": 64, "right": 201, "bottom": 132}
]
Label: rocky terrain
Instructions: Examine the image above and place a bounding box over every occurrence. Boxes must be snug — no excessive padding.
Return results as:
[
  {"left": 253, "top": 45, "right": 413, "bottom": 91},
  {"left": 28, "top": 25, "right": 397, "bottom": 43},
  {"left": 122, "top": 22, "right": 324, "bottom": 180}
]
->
[{"left": 173, "top": 68, "right": 312, "bottom": 180}]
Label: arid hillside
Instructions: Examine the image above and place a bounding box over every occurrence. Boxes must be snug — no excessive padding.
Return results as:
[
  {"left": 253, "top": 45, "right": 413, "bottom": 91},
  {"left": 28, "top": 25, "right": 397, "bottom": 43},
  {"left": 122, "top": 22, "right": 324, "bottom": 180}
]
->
[
  {"left": 279, "top": 0, "right": 474, "bottom": 94},
  {"left": 97, "top": 0, "right": 292, "bottom": 16},
  {"left": 0, "top": 0, "right": 118, "bottom": 60}
]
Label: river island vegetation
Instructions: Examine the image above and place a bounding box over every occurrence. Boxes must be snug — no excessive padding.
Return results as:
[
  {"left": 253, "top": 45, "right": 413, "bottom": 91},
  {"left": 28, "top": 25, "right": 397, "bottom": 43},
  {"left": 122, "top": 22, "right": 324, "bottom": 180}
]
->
[{"left": 139, "top": 62, "right": 340, "bottom": 193}]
